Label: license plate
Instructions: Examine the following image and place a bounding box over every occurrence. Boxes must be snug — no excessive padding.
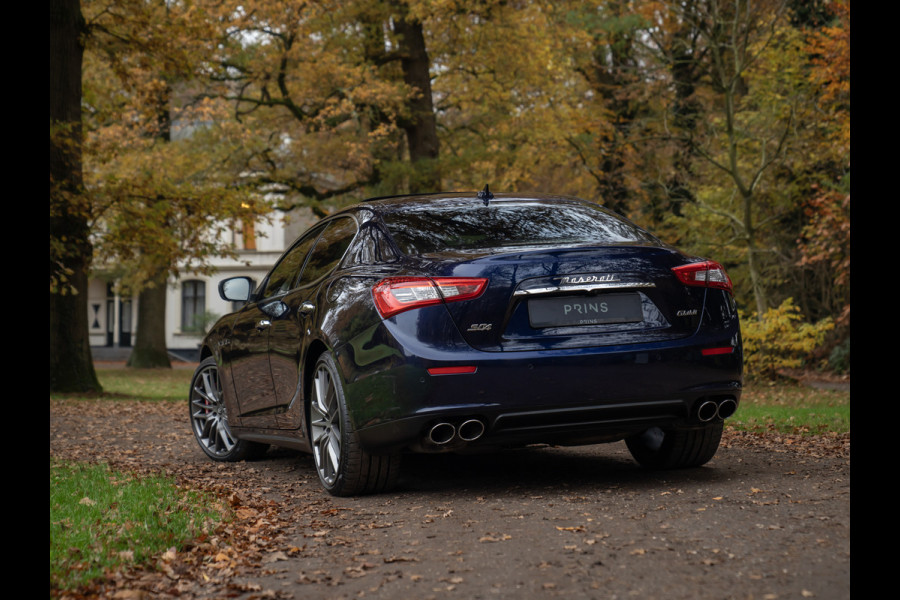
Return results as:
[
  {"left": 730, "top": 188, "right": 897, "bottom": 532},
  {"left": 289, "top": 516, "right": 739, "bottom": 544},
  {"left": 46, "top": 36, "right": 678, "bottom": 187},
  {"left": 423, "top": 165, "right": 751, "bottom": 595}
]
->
[{"left": 528, "top": 293, "right": 643, "bottom": 328}]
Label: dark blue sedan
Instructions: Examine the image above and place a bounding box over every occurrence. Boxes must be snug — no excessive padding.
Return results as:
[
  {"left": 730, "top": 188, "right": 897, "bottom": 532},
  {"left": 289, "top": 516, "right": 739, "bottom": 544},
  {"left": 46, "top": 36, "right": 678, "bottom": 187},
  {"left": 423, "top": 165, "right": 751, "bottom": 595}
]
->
[{"left": 190, "top": 191, "right": 743, "bottom": 495}]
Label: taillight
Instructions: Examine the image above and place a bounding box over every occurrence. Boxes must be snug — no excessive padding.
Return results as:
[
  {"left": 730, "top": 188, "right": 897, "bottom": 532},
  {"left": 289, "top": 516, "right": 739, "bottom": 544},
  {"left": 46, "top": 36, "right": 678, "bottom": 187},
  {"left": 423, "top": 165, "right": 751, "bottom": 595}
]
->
[
  {"left": 372, "top": 277, "right": 488, "bottom": 319},
  {"left": 672, "top": 261, "right": 733, "bottom": 294}
]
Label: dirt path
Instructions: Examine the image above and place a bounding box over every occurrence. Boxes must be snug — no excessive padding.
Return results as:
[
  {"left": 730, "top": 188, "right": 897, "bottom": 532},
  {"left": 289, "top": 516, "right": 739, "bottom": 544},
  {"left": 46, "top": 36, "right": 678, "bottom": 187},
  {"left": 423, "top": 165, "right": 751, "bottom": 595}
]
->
[{"left": 50, "top": 399, "right": 849, "bottom": 600}]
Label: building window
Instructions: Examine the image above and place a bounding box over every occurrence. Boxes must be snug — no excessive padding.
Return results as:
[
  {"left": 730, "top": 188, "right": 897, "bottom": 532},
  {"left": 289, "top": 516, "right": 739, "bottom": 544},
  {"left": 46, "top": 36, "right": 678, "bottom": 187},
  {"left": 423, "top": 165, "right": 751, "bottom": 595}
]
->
[
  {"left": 182, "top": 280, "right": 206, "bottom": 332},
  {"left": 242, "top": 220, "right": 256, "bottom": 250}
]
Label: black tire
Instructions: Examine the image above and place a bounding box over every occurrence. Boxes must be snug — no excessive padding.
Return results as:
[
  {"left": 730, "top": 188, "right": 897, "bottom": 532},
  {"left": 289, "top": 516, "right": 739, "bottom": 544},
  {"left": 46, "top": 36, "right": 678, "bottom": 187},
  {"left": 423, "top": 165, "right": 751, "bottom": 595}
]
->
[
  {"left": 308, "top": 352, "right": 400, "bottom": 496},
  {"left": 189, "top": 357, "right": 268, "bottom": 462},
  {"left": 625, "top": 422, "right": 723, "bottom": 469}
]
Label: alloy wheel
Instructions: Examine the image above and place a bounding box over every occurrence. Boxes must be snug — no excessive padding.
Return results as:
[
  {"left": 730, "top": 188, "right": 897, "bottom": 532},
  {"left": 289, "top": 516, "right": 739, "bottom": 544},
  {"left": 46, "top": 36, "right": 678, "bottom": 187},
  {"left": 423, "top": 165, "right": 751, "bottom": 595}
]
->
[
  {"left": 310, "top": 363, "right": 342, "bottom": 487},
  {"left": 190, "top": 363, "right": 237, "bottom": 458}
]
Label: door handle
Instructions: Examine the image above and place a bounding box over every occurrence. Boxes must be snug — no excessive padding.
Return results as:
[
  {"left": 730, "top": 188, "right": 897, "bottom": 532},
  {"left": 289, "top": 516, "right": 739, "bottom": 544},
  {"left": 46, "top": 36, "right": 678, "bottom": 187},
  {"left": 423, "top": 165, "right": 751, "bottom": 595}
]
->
[{"left": 256, "top": 319, "right": 271, "bottom": 331}]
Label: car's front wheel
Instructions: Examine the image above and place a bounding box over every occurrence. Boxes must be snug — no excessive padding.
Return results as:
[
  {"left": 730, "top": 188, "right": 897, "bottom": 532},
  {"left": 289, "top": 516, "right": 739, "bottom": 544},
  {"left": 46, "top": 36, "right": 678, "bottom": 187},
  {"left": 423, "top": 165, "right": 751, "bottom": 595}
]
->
[
  {"left": 189, "top": 357, "right": 268, "bottom": 462},
  {"left": 309, "top": 352, "right": 399, "bottom": 496},
  {"left": 625, "top": 422, "right": 723, "bottom": 469}
]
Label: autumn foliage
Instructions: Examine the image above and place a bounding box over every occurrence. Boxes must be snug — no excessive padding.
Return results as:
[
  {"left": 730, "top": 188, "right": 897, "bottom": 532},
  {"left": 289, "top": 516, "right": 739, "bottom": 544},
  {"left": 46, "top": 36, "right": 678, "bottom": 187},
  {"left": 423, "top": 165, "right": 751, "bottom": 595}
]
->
[{"left": 740, "top": 299, "right": 835, "bottom": 380}]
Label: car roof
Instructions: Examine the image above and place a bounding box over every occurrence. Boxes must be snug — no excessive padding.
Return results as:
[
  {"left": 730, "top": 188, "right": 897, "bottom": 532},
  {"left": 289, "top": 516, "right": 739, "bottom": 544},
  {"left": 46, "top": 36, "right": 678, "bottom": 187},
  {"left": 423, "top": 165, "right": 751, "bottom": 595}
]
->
[{"left": 356, "top": 192, "right": 593, "bottom": 213}]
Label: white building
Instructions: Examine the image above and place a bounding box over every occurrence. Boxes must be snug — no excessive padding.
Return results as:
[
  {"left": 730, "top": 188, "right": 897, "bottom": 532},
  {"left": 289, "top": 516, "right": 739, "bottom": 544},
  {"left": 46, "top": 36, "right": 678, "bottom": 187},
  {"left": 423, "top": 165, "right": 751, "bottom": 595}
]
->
[{"left": 88, "top": 207, "right": 317, "bottom": 360}]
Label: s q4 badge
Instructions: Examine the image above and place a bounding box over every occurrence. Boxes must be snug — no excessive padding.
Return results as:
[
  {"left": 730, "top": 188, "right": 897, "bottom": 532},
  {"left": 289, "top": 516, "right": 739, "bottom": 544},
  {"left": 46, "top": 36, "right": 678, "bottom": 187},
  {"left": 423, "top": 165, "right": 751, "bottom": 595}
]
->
[{"left": 467, "top": 323, "right": 492, "bottom": 332}]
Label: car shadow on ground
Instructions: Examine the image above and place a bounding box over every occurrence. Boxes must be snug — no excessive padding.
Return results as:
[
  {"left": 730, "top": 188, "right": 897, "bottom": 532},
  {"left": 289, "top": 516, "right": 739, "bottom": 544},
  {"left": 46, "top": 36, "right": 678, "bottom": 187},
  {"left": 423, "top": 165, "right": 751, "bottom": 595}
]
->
[
  {"left": 258, "top": 443, "right": 733, "bottom": 498},
  {"left": 398, "top": 444, "right": 729, "bottom": 495}
]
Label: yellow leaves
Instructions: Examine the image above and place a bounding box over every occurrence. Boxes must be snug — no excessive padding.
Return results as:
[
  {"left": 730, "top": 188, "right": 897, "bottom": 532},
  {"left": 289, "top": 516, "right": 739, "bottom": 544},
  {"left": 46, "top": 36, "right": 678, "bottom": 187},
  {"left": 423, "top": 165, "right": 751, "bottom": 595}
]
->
[{"left": 740, "top": 298, "right": 835, "bottom": 380}]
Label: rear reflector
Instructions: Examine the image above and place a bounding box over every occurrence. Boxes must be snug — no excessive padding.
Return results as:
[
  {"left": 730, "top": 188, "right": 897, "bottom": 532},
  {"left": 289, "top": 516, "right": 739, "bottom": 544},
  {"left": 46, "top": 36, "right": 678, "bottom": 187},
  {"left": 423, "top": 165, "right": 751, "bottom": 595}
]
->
[
  {"left": 672, "top": 260, "right": 733, "bottom": 294},
  {"left": 701, "top": 347, "right": 735, "bottom": 356},
  {"left": 373, "top": 277, "right": 488, "bottom": 318},
  {"left": 427, "top": 366, "right": 478, "bottom": 375}
]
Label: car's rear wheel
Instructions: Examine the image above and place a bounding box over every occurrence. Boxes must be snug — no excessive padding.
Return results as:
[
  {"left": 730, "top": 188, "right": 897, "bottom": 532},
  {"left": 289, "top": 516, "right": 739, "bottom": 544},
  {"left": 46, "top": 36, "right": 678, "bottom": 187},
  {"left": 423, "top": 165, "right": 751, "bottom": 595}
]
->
[
  {"left": 190, "top": 357, "right": 268, "bottom": 461},
  {"left": 625, "top": 422, "right": 723, "bottom": 469},
  {"left": 309, "top": 352, "right": 399, "bottom": 496}
]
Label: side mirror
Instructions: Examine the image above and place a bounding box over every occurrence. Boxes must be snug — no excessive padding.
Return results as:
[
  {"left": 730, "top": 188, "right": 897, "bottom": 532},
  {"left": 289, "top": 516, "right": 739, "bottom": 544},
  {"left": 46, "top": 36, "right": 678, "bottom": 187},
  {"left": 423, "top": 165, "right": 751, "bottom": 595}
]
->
[{"left": 219, "top": 277, "right": 253, "bottom": 302}]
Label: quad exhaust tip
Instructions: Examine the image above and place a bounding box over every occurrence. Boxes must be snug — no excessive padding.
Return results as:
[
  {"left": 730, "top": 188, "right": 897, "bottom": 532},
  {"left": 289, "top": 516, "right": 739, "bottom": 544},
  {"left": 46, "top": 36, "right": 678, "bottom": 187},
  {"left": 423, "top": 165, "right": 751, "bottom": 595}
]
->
[
  {"left": 697, "top": 401, "right": 719, "bottom": 422},
  {"left": 458, "top": 419, "right": 486, "bottom": 442},
  {"left": 428, "top": 422, "right": 456, "bottom": 445},
  {"left": 426, "top": 418, "right": 487, "bottom": 445},
  {"left": 717, "top": 398, "right": 737, "bottom": 419},
  {"left": 697, "top": 398, "right": 739, "bottom": 422}
]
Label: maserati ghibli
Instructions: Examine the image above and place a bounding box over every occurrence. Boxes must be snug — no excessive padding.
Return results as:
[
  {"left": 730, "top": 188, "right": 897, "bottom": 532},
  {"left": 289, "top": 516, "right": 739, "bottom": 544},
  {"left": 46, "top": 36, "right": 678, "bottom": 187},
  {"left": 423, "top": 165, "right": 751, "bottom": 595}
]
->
[{"left": 189, "top": 190, "right": 743, "bottom": 496}]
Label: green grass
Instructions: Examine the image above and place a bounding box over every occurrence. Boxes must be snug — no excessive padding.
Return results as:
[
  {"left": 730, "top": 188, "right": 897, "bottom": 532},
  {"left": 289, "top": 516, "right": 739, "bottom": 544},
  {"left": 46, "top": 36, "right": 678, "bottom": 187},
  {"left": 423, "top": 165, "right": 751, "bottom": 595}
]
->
[
  {"left": 97, "top": 367, "right": 194, "bottom": 401},
  {"left": 50, "top": 459, "right": 222, "bottom": 592},
  {"left": 729, "top": 382, "right": 850, "bottom": 434},
  {"left": 48, "top": 367, "right": 195, "bottom": 402}
]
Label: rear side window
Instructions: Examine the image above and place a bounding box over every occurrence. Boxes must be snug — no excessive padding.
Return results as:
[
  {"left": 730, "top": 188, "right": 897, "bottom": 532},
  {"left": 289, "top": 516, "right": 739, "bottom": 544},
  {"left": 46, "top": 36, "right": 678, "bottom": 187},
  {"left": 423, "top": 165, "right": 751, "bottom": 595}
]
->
[
  {"left": 299, "top": 217, "right": 358, "bottom": 285},
  {"left": 261, "top": 223, "right": 327, "bottom": 298},
  {"left": 380, "top": 201, "right": 657, "bottom": 254}
]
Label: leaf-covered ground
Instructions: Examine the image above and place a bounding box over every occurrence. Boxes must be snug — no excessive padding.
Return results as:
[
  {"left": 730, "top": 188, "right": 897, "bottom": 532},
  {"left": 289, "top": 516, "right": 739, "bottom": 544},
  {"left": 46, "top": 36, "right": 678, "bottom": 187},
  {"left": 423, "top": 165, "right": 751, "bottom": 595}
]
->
[{"left": 50, "top": 397, "right": 849, "bottom": 600}]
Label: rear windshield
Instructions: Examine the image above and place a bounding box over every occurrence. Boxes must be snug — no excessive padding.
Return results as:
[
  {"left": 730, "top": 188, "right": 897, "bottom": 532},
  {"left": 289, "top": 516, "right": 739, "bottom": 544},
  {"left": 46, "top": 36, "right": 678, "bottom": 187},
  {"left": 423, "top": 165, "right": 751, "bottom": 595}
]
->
[{"left": 380, "top": 201, "right": 658, "bottom": 254}]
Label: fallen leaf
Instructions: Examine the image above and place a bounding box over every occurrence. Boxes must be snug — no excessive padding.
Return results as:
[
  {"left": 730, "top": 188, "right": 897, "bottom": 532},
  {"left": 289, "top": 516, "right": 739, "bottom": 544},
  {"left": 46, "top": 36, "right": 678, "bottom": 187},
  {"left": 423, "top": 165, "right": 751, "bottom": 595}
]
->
[
  {"left": 384, "top": 556, "right": 419, "bottom": 563},
  {"left": 479, "top": 534, "right": 512, "bottom": 542},
  {"left": 263, "top": 551, "right": 289, "bottom": 563}
]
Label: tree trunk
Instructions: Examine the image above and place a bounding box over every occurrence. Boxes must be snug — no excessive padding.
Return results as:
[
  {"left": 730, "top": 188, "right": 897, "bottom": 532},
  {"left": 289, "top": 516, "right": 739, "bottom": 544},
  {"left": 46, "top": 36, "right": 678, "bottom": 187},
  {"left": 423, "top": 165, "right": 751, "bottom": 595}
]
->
[
  {"left": 393, "top": 10, "right": 441, "bottom": 191},
  {"left": 127, "top": 272, "right": 171, "bottom": 368},
  {"left": 50, "top": 0, "right": 101, "bottom": 393},
  {"left": 743, "top": 191, "right": 768, "bottom": 317},
  {"left": 126, "top": 86, "right": 174, "bottom": 369}
]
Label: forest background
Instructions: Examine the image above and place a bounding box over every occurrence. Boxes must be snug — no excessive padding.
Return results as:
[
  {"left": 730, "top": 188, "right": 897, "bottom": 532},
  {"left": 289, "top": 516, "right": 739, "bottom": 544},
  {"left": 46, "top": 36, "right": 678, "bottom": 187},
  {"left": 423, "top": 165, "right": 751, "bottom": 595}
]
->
[{"left": 50, "top": 0, "right": 849, "bottom": 392}]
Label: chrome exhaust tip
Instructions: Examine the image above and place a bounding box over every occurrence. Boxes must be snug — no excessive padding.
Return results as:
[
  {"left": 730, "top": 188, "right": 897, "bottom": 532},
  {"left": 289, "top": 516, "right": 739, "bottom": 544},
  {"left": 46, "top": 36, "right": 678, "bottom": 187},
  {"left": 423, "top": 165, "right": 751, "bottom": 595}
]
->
[
  {"left": 697, "top": 400, "right": 719, "bottom": 422},
  {"left": 428, "top": 422, "right": 456, "bottom": 445},
  {"left": 458, "top": 419, "right": 486, "bottom": 442},
  {"left": 716, "top": 398, "right": 738, "bottom": 419}
]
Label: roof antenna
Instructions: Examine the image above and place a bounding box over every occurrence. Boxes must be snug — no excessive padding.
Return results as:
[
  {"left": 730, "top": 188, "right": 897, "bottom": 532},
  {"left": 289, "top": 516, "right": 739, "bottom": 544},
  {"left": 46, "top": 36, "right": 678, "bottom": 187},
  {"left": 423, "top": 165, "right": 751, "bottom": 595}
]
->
[{"left": 477, "top": 184, "right": 493, "bottom": 206}]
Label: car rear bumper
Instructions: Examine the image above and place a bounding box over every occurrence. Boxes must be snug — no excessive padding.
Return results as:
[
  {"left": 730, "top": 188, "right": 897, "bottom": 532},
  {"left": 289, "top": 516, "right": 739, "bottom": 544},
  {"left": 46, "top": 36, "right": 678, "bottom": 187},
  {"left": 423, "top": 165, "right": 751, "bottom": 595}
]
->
[{"left": 336, "top": 316, "right": 742, "bottom": 454}]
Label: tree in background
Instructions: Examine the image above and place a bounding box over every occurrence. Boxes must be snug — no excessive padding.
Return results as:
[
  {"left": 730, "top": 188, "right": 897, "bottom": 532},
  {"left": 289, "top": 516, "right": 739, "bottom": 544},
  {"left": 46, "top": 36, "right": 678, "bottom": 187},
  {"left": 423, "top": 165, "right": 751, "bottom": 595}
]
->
[
  {"left": 51, "top": 0, "right": 102, "bottom": 392},
  {"left": 796, "top": 0, "right": 849, "bottom": 330},
  {"left": 643, "top": 0, "right": 799, "bottom": 316},
  {"left": 83, "top": 0, "right": 269, "bottom": 367},
  {"left": 197, "top": 0, "right": 414, "bottom": 208}
]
